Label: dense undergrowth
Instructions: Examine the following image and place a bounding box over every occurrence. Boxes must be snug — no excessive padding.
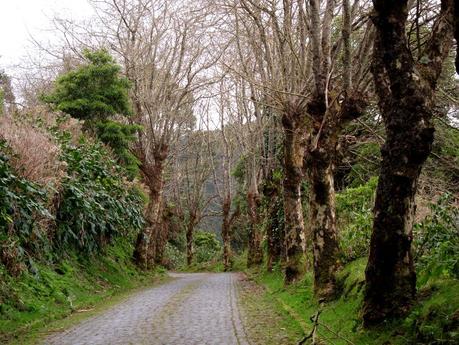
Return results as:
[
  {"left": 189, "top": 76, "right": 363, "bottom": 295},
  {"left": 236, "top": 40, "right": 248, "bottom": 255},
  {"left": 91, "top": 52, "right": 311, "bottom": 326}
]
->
[{"left": 0, "top": 113, "right": 151, "bottom": 343}]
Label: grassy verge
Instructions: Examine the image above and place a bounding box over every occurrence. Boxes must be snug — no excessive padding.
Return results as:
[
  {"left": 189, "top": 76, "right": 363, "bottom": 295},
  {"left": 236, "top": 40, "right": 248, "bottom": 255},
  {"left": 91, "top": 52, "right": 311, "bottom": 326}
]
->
[
  {"left": 246, "top": 258, "right": 459, "bottom": 344},
  {"left": 238, "top": 273, "right": 303, "bottom": 344},
  {"left": 0, "top": 240, "right": 167, "bottom": 345}
]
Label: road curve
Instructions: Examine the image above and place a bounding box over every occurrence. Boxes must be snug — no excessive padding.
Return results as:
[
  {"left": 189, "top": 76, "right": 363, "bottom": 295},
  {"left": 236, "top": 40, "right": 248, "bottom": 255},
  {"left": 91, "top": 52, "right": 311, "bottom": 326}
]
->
[{"left": 44, "top": 273, "right": 249, "bottom": 345}]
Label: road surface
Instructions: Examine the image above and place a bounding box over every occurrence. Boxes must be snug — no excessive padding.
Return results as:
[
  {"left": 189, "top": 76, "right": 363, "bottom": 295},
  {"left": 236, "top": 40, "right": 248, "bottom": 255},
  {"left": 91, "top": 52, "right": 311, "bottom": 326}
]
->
[{"left": 44, "top": 273, "right": 249, "bottom": 345}]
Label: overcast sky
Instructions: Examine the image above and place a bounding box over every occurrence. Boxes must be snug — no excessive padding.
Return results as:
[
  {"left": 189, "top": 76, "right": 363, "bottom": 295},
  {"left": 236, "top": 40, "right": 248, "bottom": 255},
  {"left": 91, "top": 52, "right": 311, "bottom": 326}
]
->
[{"left": 0, "top": 0, "right": 94, "bottom": 71}]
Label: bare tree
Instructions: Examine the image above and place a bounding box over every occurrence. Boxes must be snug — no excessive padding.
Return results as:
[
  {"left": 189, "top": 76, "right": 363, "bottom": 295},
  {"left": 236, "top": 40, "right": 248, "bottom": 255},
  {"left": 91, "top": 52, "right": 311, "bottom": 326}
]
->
[
  {"left": 226, "top": 1, "right": 372, "bottom": 295},
  {"left": 169, "top": 129, "right": 216, "bottom": 266},
  {"left": 81, "top": 0, "right": 218, "bottom": 268},
  {"left": 231, "top": 77, "right": 268, "bottom": 267},
  {"left": 205, "top": 81, "right": 241, "bottom": 271}
]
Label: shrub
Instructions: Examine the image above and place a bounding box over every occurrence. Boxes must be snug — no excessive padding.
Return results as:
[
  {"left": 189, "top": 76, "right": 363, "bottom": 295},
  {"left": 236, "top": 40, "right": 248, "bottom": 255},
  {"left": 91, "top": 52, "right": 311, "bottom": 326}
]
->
[
  {"left": 414, "top": 194, "right": 459, "bottom": 284},
  {"left": 336, "top": 177, "right": 377, "bottom": 263},
  {"left": 162, "top": 243, "right": 186, "bottom": 270},
  {"left": 0, "top": 141, "right": 52, "bottom": 275},
  {"left": 55, "top": 136, "right": 145, "bottom": 254},
  {"left": 194, "top": 231, "right": 221, "bottom": 263}
]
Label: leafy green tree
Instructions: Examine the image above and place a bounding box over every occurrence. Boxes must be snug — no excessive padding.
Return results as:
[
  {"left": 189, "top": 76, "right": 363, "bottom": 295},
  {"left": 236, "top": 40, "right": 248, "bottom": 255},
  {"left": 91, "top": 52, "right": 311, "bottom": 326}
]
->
[{"left": 43, "top": 49, "right": 140, "bottom": 177}]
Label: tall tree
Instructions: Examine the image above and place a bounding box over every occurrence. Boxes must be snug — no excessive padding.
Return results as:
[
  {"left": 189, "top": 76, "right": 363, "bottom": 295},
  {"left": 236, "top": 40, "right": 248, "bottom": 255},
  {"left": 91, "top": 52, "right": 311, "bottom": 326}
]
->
[
  {"left": 304, "top": 0, "right": 369, "bottom": 299},
  {"left": 206, "top": 81, "right": 241, "bottom": 271},
  {"left": 170, "top": 130, "right": 215, "bottom": 266},
  {"left": 83, "top": 0, "right": 217, "bottom": 268},
  {"left": 363, "top": 0, "right": 455, "bottom": 326},
  {"left": 230, "top": 0, "right": 372, "bottom": 294}
]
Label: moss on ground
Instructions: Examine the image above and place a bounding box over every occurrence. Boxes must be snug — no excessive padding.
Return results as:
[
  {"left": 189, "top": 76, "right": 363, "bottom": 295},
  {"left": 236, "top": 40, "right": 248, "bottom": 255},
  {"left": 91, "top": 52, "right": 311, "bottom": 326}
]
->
[
  {"left": 247, "top": 258, "right": 459, "bottom": 344},
  {"left": 0, "top": 240, "right": 166, "bottom": 344}
]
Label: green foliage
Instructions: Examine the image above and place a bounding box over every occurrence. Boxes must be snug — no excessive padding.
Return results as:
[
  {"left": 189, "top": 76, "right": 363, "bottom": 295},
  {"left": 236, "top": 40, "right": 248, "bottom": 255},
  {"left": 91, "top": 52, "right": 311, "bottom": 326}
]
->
[
  {"left": 232, "top": 155, "right": 247, "bottom": 184},
  {"left": 56, "top": 136, "right": 145, "bottom": 254},
  {"left": 163, "top": 242, "right": 186, "bottom": 270},
  {"left": 43, "top": 49, "right": 140, "bottom": 177},
  {"left": 336, "top": 177, "right": 377, "bottom": 263},
  {"left": 345, "top": 142, "right": 381, "bottom": 188},
  {"left": 194, "top": 231, "right": 222, "bottom": 263},
  {"left": 414, "top": 194, "right": 459, "bottom": 284},
  {"left": 43, "top": 50, "right": 131, "bottom": 121},
  {"left": 0, "top": 141, "right": 52, "bottom": 273},
  {"left": 95, "top": 120, "right": 141, "bottom": 178}
]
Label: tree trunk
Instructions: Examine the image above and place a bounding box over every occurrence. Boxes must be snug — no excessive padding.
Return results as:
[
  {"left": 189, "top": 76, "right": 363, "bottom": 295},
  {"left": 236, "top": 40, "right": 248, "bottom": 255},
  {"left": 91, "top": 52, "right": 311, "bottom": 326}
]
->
[
  {"left": 264, "top": 173, "right": 283, "bottom": 272},
  {"left": 134, "top": 158, "right": 165, "bottom": 269},
  {"left": 153, "top": 204, "right": 169, "bottom": 265},
  {"left": 363, "top": 0, "right": 454, "bottom": 326},
  {"left": 308, "top": 152, "right": 339, "bottom": 299},
  {"left": 186, "top": 213, "right": 196, "bottom": 266},
  {"left": 282, "top": 113, "right": 306, "bottom": 284},
  {"left": 134, "top": 188, "right": 161, "bottom": 268},
  {"left": 222, "top": 196, "right": 232, "bottom": 271},
  {"left": 247, "top": 187, "right": 263, "bottom": 268}
]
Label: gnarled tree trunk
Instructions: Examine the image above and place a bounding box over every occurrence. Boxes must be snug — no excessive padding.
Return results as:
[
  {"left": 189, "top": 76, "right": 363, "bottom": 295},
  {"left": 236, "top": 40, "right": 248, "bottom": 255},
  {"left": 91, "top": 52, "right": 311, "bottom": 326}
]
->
[
  {"left": 282, "top": 112, "right": 306, "bottom": 284},
  {"left": 363, "top": 0, "right": 454, "bottom": 326},
  {"left": 134, "top": 155, "right": 166, "bottom": 269},
  {"left": 308, "top": 149, "right": 340, "bottom": 299}
]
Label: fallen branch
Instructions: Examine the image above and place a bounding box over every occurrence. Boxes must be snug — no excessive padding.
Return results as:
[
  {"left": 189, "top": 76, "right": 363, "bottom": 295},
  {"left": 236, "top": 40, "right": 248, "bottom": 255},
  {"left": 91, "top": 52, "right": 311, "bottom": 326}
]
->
[{"left": 298, "top": 309, "right": 322, "bottom": 345}]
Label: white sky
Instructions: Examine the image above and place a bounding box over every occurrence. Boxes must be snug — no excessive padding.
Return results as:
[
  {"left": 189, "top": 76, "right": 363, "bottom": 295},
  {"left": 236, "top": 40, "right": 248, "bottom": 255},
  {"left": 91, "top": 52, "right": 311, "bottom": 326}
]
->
[{"left": 0, "top": 0, "right": 94, "bottom": 71}]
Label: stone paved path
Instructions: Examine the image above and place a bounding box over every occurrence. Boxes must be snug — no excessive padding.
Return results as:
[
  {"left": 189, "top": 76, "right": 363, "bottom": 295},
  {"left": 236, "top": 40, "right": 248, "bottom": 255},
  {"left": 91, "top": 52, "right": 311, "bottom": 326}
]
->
[{"left": 44, "top": 273, "right": 249, "bottom": 345}]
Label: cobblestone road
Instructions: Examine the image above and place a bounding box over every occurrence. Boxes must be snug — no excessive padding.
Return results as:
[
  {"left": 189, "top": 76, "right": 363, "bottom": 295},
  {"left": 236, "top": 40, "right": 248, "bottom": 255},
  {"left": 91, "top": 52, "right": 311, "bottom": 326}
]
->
[{"left": 44, "top": 273, "right": 249, "bottom": 345}]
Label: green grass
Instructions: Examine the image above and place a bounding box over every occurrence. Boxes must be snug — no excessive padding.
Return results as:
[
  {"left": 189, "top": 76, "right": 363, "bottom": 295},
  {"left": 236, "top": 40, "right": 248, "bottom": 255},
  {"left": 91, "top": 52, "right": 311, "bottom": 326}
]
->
[
  {"left": 0, "top": 240, "right": 166, "bottom": 344},
  {"left": 247, "top": 258, "right": 459, "bottom": 344}
]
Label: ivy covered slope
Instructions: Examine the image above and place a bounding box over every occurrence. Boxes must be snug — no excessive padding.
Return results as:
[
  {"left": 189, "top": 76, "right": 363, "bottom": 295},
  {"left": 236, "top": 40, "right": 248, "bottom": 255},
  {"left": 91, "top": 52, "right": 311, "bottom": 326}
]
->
[{"left": 0, "top": 115, "right": 156, "bottom": 344}]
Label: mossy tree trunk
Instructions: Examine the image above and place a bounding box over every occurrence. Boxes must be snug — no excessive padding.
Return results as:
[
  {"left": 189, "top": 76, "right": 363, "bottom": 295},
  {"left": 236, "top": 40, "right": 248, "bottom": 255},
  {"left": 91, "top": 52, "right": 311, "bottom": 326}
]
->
[
  {"left": 264, "top": 172, "right": 284, "bottom": 272},
  {"left": 307, "top": 148, "right": 340, "bottom": 299},
  {"left": 134, "top": 151, "right": 166, "bottom": 269},
  {"left": 363, "top": 0, "right": 454, "bottom": 326},
  {"left": 282, "top": 111, "right": 307, "bottom": 284}
]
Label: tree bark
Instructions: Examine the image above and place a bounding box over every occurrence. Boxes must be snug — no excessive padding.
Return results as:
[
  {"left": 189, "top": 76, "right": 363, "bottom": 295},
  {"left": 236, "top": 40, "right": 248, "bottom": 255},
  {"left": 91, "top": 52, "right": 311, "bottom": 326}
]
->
[
  {"left": 308, "top": 151, "right": 340, "bottom": 300},
  {"left": 363, "top": 0, "right": 454, "bottom": 326},
  {"left": 247, "top": 187, "right": 263, "bottom": 267},
  {"left": 134, "top": 156, "right": 165, "bottom": 269},
  {"left": 222, "top": 196, "right": 232, "bottom": 271},
  {"left": 282, "top": 112, "right": 306, "bottom": 284},
  {"left": 186, "top": 212, "right": 197, "bottom": 266},
  {"left": 153, "top": 204, "right": 170, "bottom": 265}
]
